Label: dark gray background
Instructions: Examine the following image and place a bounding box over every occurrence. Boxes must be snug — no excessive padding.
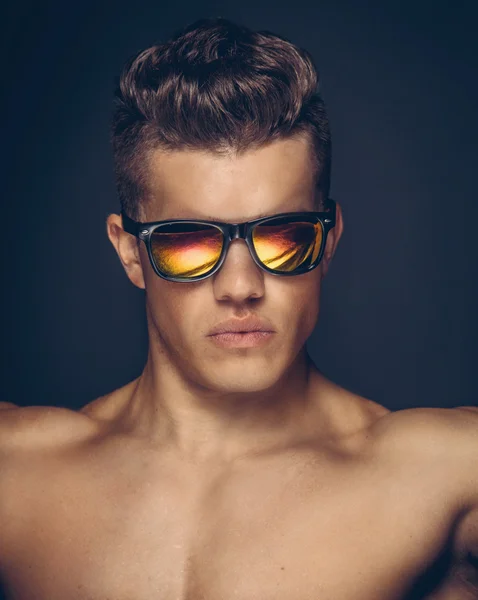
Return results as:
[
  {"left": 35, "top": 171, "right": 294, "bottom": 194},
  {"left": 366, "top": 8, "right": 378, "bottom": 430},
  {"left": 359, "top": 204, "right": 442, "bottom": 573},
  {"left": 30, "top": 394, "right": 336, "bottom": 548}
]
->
[{"left": 2, "top": 0, "right": 477, "bottom": 412}]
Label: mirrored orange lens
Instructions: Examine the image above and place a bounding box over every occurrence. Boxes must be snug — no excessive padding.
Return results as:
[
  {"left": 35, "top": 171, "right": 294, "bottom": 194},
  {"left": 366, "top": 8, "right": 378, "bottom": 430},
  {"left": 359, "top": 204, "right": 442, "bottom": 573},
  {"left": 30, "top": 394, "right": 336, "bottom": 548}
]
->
[
  {"left": 252, "top": 220, "right": 323, "bottom": 272},
  {"left": 151, "top": 224, "right": 223, "bottom": 278}
]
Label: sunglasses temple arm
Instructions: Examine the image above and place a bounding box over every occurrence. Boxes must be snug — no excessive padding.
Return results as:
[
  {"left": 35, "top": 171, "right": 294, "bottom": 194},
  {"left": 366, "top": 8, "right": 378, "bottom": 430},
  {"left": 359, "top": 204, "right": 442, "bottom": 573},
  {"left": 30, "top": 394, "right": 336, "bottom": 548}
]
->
[
  {"left": 121, "top": 211, "right": 141, "bottom": 238},
  {"left": 325, "top": 198, "right": 336, "bottom": 226}
]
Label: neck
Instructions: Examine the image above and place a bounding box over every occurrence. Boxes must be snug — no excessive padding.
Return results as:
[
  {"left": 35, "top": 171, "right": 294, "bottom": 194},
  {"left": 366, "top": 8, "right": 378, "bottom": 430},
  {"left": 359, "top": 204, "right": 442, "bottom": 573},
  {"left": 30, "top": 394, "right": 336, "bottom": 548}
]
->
[{"left": 120, "top": 344, "right": 328, "bottom": 464}]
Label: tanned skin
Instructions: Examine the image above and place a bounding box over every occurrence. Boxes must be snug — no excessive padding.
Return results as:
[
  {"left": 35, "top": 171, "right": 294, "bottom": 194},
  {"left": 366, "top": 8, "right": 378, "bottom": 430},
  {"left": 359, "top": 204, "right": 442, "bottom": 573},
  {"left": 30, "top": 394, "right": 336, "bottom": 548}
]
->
[{"left": 0, "top": 136, "right": 477, "bottom": 599}]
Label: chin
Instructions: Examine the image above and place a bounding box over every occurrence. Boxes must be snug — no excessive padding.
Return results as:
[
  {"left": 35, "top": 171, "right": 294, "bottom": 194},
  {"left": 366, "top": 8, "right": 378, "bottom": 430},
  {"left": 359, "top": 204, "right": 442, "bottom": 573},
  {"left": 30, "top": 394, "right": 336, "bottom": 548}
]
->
[
  {"left": 208, "top": 378, "right": 280, "bottom": 395},
  {"left": 197, "top": 358, "right": 288, "bottom": 394}
]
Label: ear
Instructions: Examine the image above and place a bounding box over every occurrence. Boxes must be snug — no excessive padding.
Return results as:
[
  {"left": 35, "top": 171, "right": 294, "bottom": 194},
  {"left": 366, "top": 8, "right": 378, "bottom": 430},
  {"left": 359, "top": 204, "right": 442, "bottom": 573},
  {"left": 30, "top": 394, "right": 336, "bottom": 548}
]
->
[
  {"left": 106, "top": 213, "right": 146, "bottom": 289},
  {"left": 321, "top": 201, "right": 344, "bottom": 278}
]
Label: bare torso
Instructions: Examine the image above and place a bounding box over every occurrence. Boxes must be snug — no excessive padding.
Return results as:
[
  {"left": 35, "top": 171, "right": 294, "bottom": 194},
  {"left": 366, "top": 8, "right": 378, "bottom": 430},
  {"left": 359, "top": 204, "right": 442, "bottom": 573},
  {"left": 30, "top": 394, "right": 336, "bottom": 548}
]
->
[{"left": 0, "top": 378, "right": 477, "bottom": 599}]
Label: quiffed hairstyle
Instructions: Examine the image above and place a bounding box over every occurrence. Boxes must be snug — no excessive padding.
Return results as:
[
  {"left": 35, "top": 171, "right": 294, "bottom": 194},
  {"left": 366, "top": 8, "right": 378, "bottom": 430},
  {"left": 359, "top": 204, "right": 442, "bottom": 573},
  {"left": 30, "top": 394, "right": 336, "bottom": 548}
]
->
[{"left": 111, "top": 17, "right": 331, "bottom": 219}]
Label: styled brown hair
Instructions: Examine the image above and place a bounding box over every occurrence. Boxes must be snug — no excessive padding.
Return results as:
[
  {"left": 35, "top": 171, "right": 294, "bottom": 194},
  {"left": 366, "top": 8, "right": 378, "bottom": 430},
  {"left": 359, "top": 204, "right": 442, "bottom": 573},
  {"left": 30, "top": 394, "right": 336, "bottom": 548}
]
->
[{"left": 111, "top": 17, "right": 331, "bottom": 219}]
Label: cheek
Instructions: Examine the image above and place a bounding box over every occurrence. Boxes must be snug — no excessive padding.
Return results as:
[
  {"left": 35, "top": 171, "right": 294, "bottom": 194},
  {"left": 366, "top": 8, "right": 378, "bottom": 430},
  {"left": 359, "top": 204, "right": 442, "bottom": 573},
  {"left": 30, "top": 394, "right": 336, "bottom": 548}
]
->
[
  {"left": 140, "top": 248, "right": 191, "bottom": 323},
  {"left": 146, "top": 294, "right": 193, "bottom": 362},
  {"left": 273, "top": 273, "right": 322, "bottom": 337},
  {"left": 296, "top": 295, "right": 321, "bottom": 341},
  {"left": 144, "top": 277, "right": 209, "bottom": 344}
]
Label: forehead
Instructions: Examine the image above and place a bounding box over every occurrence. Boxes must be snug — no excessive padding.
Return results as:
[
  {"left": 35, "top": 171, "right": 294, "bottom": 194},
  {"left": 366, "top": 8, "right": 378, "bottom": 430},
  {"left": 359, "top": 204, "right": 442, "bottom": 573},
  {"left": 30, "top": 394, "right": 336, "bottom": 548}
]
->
[{"left": 144, "top": 136, "right": 319, "bottom": 221}]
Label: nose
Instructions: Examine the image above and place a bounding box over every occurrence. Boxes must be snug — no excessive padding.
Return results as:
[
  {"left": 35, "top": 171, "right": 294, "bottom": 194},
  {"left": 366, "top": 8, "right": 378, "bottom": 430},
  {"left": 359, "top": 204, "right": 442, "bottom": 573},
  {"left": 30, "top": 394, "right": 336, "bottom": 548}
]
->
[{"left": 212, "top": 239, "right": 265, "bottom": 303}]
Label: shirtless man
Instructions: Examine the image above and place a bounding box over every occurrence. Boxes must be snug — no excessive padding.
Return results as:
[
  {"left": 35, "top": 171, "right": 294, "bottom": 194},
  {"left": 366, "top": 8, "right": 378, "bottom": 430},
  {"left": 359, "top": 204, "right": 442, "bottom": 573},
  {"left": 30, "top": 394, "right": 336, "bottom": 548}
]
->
[{"left": 1, "top": 16, "right": 477, "bottom": 600}]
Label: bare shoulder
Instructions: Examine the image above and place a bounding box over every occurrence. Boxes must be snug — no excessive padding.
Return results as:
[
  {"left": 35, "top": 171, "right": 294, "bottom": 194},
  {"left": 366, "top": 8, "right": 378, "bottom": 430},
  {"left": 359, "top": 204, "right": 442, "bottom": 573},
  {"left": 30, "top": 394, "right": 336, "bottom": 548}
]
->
[
  {"left": 371, "top": 403, "right": 478, "bottom": 453},
  {"left": 368, "top": 405, "right": 478, "bottom": 559},
  {"left": 0, "top": 377, "right": 140, "bottom": 453},
  {"left": 370, "top": 404, "right": 478, "bottom": 510},
  {"left": 0, "top": 401, "right": 103, "bottom": 568},
  {"left": 0, "top": 400, "right": 99, "bottom": 455}
]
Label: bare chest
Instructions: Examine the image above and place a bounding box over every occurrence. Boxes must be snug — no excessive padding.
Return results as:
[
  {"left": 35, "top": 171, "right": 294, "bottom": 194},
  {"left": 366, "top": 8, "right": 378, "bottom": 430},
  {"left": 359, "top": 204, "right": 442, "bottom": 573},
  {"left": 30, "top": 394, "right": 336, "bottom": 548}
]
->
[{"left": 2, "top": 448, "right": 458, "bottom": 600}]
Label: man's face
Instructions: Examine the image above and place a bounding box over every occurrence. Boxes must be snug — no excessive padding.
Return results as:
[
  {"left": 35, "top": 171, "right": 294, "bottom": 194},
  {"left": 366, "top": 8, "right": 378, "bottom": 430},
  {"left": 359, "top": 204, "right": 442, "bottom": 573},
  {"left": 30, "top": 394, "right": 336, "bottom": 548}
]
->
[{"left": 109, "top": 135, "right": 342, "bottom": 394}]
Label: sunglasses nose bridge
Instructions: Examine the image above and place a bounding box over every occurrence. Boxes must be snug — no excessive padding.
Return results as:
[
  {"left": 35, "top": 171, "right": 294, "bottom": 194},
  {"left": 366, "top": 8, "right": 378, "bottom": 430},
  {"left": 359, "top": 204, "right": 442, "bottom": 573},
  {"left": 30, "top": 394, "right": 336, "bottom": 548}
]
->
[{"left": 228, "top": 223, "right": 248, "bottom": 241}]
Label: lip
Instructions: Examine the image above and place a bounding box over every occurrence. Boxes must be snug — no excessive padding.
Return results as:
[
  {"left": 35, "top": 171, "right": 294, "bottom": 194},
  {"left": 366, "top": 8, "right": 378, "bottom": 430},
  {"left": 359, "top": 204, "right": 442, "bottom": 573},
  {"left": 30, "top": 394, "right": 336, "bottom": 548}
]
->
[
  {"left": 208, "top": 316, "right": 275, "bottom": 336},
  {"left": 209, "top": 331, "right": 275, "bottom": 348}
]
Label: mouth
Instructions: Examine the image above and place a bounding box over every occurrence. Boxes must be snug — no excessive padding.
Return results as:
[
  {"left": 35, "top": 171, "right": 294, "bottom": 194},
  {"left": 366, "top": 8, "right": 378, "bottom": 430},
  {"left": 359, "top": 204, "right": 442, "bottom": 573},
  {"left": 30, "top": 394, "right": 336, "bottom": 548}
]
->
[
  {"left": 209, "top": 330, "right": 275, "bottom": 348},
  {"left": 207, "top": 315, "right": 275, "bottom": 347}
]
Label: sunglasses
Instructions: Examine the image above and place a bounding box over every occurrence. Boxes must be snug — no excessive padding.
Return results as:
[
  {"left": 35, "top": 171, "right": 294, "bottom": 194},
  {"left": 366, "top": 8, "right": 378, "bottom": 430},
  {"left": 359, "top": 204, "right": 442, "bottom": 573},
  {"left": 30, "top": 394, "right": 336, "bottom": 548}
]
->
[{"left": 121, "top": 198, "right": 336, "bottom": 283}]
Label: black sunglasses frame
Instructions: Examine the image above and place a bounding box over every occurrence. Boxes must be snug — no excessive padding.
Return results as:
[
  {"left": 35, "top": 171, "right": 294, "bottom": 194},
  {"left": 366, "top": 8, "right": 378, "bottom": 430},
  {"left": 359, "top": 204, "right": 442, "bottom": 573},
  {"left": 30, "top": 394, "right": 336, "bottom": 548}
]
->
[{"left": 121, "top": 198, "right": 336, "bottom": 282}]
